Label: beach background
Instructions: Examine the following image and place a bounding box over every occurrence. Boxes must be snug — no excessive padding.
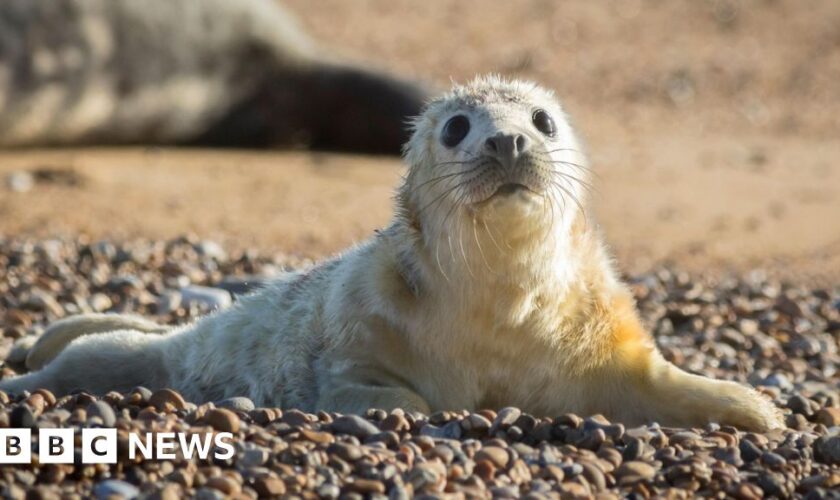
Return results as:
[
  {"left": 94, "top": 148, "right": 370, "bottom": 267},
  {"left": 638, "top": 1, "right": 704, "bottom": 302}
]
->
[{"left": 2, "top": 0, "right": 838, "bottom": 281}]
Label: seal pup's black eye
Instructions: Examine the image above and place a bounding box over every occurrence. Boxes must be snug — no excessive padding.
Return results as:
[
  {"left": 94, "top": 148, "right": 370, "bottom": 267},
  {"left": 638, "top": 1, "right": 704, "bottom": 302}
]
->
[
  {"left": 532, "top": 109, "right": 556, "bottom": 137},
  {"left": 441, "top": 115, "right": 470, "bottom": 147}
]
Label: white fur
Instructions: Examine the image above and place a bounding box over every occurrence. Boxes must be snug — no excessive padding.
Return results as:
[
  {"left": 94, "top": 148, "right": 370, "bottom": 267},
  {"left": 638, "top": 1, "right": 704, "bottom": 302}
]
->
[{"left": 1, "top": 76, "right": 783, "bottom": 431}]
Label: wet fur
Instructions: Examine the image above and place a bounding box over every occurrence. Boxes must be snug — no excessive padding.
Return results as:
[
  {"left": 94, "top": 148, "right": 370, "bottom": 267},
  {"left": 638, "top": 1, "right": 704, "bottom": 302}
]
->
[{"left": 0, "top": 76, "right": 783, "bottom": 431}]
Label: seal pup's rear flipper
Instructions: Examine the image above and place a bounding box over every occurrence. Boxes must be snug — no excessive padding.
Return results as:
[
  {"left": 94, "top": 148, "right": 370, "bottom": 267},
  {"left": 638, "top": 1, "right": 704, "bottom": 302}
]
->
[{"left": 23, "top": 313, "right": 168, "bottom": 371}]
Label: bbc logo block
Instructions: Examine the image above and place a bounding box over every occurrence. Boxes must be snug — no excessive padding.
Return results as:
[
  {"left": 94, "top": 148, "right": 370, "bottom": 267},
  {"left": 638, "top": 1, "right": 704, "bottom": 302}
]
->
[
  {"left": 81, "top": 429, "right": 117, "bottom": 464},
  {"left": 38, "top": 428, "right": 75, "bottom": 464},
  {"left": 0, "top": 428, "right": 117, "bottom": 464},
  {"left": 0, "top": 429, "right": 31, "bottom": 464}
]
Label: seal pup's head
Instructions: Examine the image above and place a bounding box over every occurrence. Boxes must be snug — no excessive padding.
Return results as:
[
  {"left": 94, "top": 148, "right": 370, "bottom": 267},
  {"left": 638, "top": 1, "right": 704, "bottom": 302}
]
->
[{"left": 399, "top": 76, "right": 589, "bottom": 263}]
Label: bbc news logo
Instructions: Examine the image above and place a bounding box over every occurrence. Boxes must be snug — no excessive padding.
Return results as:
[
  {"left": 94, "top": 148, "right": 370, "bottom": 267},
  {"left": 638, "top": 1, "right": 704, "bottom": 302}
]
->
[{"left": 0, "top": 429, "right": 234, "bottom": 464}]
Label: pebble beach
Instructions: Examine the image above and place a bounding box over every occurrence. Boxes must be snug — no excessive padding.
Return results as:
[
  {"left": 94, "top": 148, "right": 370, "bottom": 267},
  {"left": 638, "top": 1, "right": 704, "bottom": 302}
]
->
[{"left": 1, "top": 237, "right": 838, "bottom": 498}]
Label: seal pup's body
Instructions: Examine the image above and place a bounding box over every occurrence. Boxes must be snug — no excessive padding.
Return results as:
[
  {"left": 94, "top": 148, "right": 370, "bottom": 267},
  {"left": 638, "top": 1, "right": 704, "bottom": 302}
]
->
[
  {"left": 0, "top": 77, "right": 783, "bottom": 431},
  {"left": 0, "top": 0, "right": 427, "bottom": 154}
]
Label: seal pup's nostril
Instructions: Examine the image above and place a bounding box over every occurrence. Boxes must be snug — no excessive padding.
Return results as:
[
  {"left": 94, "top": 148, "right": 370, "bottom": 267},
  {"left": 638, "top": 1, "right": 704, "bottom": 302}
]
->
[
  {"left": 484, "top": 133, "right": 528, "bottom": 169},
  {"left": 515, "top": 134, "right": 528, "bottom": 154}
]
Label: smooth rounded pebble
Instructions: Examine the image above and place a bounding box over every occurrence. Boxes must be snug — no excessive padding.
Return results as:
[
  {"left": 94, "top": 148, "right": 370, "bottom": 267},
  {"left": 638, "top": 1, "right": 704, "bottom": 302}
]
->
[
  {"left": 331, "top": 414, "right": 380, "bottom": 439},
  {"left": 149, "top": 388, "right": 187, "bottom": 412},
  {"left": 93, "top": 480, "right": 139, "bottom": 499},
  {"left": 214, "top": 396, "right": 255, "bottom": 412},
  {"left": 203, "top": 408, "right": 240, "bottom": 433}
]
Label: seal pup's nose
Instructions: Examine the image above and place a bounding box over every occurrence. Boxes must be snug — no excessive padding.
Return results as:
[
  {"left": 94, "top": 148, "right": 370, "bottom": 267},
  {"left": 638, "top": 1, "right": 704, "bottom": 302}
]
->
[{"left": 484, "top": 133, "right": 529, "bottom": 169}]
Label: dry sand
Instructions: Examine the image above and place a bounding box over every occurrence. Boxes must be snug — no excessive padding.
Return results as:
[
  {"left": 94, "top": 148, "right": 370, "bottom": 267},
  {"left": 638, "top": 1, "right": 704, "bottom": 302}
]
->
[{"left": 1, "top": 0, "right": 839, "bottom": 283}]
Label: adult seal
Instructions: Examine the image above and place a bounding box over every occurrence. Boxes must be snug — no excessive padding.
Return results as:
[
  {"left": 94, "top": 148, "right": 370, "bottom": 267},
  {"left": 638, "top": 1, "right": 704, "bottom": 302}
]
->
[
  {"left": 0, "top": 76, "right": 783, "bottom": 431},
  {"left": 0, "top": 0, "right": 428, "bottom": 154}
]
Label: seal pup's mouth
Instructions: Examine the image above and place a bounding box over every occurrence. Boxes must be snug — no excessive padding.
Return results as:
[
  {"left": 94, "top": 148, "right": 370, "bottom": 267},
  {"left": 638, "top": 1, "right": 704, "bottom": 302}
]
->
[
  {"left": 470, "top": 182, "right": 543, "bottom": 211},
  {"left": 486, "top": 182, "right": 540, "bottom": 202},
  {"left": 494, "top": 183, "right": 530, "bottom": 196}
]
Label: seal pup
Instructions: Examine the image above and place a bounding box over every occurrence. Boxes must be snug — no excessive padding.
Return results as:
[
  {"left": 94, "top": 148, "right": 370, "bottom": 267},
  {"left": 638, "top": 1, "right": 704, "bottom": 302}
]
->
[
  {"left": 0, "top": 76, "right": 783, "bottom": 431},
  {"left": 0, "top": 0, "right": 427, "bottom": 154}
]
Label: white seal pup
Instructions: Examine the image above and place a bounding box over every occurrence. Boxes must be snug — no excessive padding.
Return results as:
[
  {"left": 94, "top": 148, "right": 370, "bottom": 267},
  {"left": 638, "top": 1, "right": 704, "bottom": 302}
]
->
[
  {"left": 0, "top": 0, "right": 427, "bottom": 154},
  {"left": 0, "top": 76, "right": 783, "bottom": 431}
]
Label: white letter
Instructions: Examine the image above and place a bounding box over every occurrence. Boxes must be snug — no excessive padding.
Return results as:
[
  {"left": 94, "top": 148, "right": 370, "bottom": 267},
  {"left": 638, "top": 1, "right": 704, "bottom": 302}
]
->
[
  {"left": 179, "top": 432, "right": 212, "bottom": 460},
  {"left": 128, "top": 433, "right": 153, "bottom": 460},
  {"left": 82, "top": 429, "right": 116, "bottom": 464},
  {"left": 213, "top": 432, "right": 234, "bottom": 460},
  {"left": 0, "top": 429, "right": 31, "bottom": 464},
  {"left": 38, "top": 429, "right": 74, "bottom": 464},
  {"left": 156, "top": 432, "right": 177, "bottom": 459}
]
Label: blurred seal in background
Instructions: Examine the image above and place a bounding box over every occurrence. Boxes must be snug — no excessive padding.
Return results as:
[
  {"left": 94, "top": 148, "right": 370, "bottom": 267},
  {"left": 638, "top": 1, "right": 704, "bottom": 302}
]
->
[{"left": 0, "top": 0, "right": 429, "bottom": 154}]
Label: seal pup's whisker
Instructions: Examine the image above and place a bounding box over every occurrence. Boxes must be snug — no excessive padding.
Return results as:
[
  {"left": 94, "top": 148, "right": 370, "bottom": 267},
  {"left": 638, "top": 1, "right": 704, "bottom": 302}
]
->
[
  {"left": 554, "top": 170, "right": 598, "bottom": 195},
  {"left": 471, "top": 216, "right": 496, "bottom": 275},
  {"left": 481, "top": 217, "right": 507, "bottom": 255}
]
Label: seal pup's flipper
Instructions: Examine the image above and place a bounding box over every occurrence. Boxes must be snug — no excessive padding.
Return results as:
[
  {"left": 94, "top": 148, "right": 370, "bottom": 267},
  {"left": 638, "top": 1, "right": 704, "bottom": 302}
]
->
[
  {"left": 23, "top": 314, "right": 168, "bottom": 371},
  {"left": 0, "top": 327, "right": 170, "bottom": 397}
]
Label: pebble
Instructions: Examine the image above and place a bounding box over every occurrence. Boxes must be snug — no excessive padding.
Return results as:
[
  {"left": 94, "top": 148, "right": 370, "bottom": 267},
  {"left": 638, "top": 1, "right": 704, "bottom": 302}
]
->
[
  {"left": 5, "top": 171, "right": 35, "bottom": 193},
  {"left": 579, "top": 462, "right": 606, "bottom": 490},
  {"left": 757, "top": 470, "right": 788, "bottom": 497},
  {"left": 815, "top": 435, "right": 840, "bottom": 464},
  {"left": 238, "top": 447, "right": 269, "bottom": 467},
  {"left": 381, "top": 412, "right": 410, "bottom": 432},
  {"left": 154, "top": 484, "right": 182, "bottom": 500},
  {"left": 7, "top": 335, "right": 38, "bottom": 365},
  {"left": 300, "top": 428, "right": 335, "bottom": 444},
  {"left": 328, "top": 442, "right": 363, "bottom": 462},
  {"left": 420, "top": 420, "right": 462, "bottom": 440},
  {"left": 92, "top": 480, "right": 139, "bottom": 499},
  {"left": 761, "top": 373, "right": 793, "bottom": 392},
  {"left": 87, "top": 401, "right": 116, "bottom": 427},
  {"left": 179, "top": 286, "right": 232, "bottom": 310},
  {"left": 614, "top": 461, "right": 656, "bottom": 484},
  {"left": 149, "top": 388, "right": 187, "bottom": 412},
  {"left": 10, "top": 405, "right": 36, "bottom": 428},
  {"left": 462, "top": 413, "right": 492, "bottom": 433},
  {"left": 557, "top": 481, "right": 590, "bottom": 498},
  {"left": 347, "top": 478, "right": 386, "bottom": 494},
  {"left": 204, "top": 408, "right": 240, "bottom": 433},
  {"left": 157, "top": 291, "right": 182, "bottom": 315},
  {"left": 787, "top": 394, "right": 814, "bottom": 416},
  {"left": 130, "top": 386, "right": 153, "bottom": 403},
  {"left": 214, "top": 397, "right": 255, "bottom": 412},
  {"left": 254, "top": 476, "right": 286, "bottom": 496},
  {"left": 205, "top": 476, "right": 240, "bottom": 495},
  {"left": 316, "top": 483, "right": 339, "bottom": 498},
  {"left": 88, "top": 293, "right": 113, "bottom": 312},
  {"left": 27, "top": 290, "right": 64, "bottom": 317},
  {"left": 475, "top": 446, "right": 510, "bottom": 469},
  {"left": 194, "top": 488, "right": 225, "bottom": 500},
  {"left": 197, "top": 241, "right": 227, "bottom": 261},
  {"left": 814, "top": 407, "right": 840, "bottom": 426},
  {"left": 331, "top": 414, "right": 380, "bottom": 439},
  {"left": 734, "top": 482, "right": 763, "bottom": 500},
  {"left": 493, "top": 407, "right": 522, "bottom": 429},
  {"left": 761, "top": 451, "right": 787, "bottom": 468}
]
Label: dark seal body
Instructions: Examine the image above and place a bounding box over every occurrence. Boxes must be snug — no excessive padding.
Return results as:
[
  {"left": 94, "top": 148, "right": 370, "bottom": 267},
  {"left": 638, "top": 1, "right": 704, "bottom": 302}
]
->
[{"left": 0, "top": 0, "right": 428, "bottom": 154}]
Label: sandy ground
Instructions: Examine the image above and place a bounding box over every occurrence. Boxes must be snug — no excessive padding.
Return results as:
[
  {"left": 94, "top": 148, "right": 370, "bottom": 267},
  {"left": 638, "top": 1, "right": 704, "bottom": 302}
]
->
[{"left": 1, "top": 0, "right": 839, "bottom": 283}]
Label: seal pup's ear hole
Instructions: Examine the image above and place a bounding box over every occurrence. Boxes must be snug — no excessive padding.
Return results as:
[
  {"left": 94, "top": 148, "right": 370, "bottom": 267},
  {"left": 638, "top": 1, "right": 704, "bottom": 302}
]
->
[
  {"left": 532, "top": 109, "right": 556, "bottom": 137},
  {"left": 441, "top": 115, "right": 470, "bottom": 148}
]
